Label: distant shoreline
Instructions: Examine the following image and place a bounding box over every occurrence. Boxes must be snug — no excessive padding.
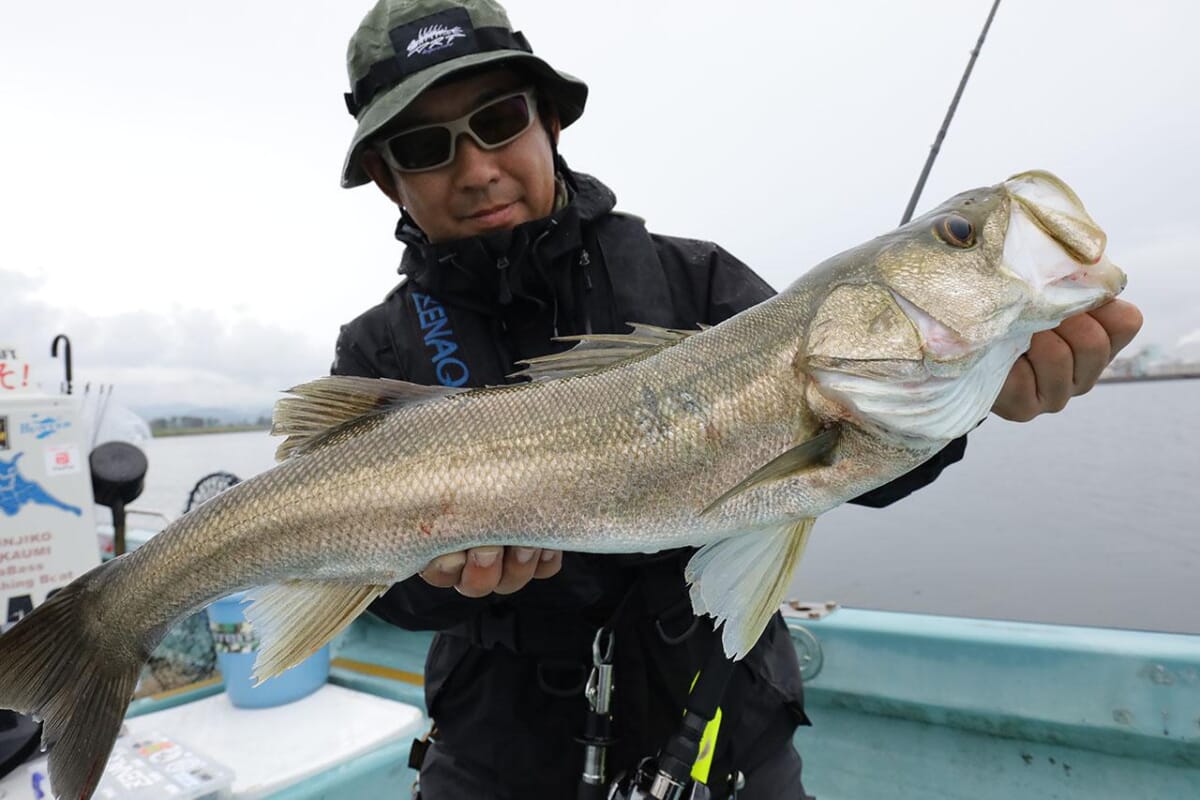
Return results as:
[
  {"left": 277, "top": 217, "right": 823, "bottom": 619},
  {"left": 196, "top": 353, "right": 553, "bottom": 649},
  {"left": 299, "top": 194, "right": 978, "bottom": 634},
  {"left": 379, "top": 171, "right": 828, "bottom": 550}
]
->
[
  {"left": 140, "top": 374, "right": 1196, "bottom": 434},
  {"left": 1099, "top": 373, "right": 1200, "bottom": 384},
  {"left": 151, "top": 425, "right": 270, "bottom": 438}
]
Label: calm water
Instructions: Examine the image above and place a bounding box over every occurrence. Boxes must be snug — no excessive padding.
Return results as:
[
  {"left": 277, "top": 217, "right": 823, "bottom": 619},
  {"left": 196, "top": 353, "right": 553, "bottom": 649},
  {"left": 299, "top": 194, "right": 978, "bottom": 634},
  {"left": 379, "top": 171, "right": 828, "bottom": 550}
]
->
[
  {"left": 122, "top": 381, "right": 1200, "bottom": 635},
  {"left": 120, "top": 430, "right": 280, "bottom": 519}
]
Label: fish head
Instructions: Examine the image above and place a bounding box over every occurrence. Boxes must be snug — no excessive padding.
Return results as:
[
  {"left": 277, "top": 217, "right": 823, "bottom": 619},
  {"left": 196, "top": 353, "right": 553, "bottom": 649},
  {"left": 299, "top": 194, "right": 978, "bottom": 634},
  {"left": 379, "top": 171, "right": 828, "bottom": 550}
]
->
[
  {"left": 805, "top": 170, "right": 1125, "bottom": 443},
  {"left": 876, "top": 169, "right": 1125, "bottom": 366}
]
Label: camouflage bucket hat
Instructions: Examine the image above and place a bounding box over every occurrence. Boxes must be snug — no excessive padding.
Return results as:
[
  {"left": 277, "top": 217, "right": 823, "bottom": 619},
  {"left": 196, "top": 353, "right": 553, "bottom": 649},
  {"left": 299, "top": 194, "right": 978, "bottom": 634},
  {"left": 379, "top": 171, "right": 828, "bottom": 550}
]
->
[{"left": 341, "top": 0, "right": 588, "bottom": 188}]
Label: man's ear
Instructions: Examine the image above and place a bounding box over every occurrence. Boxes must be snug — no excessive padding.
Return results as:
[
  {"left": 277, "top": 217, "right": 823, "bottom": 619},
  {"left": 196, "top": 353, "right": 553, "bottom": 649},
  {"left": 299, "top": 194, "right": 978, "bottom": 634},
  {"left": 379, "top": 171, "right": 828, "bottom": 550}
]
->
[
  {"left": 539, "top": 100, "right": 562, "bottom": 149},
  {"left": 362, "top": 149, "right": 403, "bottom": 205}
]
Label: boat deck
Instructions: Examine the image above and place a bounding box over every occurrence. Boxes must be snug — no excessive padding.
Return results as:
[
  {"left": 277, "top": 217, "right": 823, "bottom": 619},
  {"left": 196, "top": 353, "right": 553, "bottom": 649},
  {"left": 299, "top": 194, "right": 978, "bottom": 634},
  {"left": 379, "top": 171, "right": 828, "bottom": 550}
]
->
[{"left": 115, "top": 606, "right": 1200, "bottom": 798}]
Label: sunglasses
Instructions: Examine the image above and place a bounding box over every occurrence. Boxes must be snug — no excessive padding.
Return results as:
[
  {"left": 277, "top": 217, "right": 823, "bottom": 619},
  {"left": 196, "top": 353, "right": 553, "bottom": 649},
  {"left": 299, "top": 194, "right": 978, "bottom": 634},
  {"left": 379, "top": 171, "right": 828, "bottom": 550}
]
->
[{"left": 376, "top": 88, "right": 539, "bottom": 173}]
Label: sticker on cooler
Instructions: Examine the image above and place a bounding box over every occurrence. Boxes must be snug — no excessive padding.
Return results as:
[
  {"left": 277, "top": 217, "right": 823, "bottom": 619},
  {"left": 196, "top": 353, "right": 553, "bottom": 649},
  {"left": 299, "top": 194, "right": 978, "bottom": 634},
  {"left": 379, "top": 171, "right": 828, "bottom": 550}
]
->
[{"left": 211, "top": 620, "right": 258, "bottom": 654}]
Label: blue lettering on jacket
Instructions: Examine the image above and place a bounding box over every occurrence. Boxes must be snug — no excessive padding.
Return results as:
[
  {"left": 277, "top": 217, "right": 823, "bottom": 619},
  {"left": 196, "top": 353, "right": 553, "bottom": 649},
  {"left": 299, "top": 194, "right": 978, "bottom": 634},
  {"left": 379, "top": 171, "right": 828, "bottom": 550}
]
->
[{"left": 411, "top": 292, "right": 470, "bottom": 387}]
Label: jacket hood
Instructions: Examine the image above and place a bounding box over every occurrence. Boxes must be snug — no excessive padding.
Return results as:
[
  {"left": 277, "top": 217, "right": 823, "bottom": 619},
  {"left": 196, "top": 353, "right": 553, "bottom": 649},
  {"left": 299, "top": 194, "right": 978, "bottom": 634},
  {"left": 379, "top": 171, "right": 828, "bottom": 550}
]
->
[{"left": 395, "top": 158, "right": 616, "bottom": 315}]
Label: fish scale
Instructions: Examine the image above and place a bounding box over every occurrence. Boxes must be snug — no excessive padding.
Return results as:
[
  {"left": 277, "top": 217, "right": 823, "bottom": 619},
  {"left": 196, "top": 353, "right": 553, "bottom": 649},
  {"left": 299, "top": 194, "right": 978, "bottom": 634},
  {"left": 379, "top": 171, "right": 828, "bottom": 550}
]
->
[{"left": 0, "top": 170, "right": 1126, "bottom": 800}]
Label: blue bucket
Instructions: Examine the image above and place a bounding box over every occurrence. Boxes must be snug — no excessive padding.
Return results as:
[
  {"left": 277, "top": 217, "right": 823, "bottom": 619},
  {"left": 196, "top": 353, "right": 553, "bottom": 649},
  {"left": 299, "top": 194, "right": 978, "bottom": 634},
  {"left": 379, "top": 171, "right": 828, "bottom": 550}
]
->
[{"left": 207, "top": 590, "right": 330, "bottom": 708}]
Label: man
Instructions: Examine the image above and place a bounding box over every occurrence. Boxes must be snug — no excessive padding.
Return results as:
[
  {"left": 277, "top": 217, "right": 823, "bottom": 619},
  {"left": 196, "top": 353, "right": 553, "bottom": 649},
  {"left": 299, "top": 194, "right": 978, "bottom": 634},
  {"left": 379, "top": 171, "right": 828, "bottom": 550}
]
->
[{"left": 331, "top": 1, "right": 1143, "bottom": 797}]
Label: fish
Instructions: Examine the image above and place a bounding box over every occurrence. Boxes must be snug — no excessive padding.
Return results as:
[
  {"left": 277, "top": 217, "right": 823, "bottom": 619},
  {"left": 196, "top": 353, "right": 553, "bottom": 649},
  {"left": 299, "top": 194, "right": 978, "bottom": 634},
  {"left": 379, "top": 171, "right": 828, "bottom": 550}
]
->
[{"left": 0, "top": 170, "right": 1125, "bottom": 800}]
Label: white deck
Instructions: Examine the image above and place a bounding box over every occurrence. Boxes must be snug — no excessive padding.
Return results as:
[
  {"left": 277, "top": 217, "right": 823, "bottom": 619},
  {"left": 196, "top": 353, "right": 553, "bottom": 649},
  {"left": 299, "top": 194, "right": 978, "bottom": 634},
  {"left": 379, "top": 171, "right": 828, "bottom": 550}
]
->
[{"left": 125, "top": 684, "right": 423, "bottom": 798}]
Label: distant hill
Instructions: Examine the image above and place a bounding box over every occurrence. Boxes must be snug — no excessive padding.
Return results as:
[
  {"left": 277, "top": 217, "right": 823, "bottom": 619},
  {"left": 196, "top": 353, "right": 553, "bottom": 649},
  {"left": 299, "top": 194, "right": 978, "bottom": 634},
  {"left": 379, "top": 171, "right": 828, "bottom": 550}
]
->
[{"left": 130, "top": 404, "right": 273, "bottom": 427}]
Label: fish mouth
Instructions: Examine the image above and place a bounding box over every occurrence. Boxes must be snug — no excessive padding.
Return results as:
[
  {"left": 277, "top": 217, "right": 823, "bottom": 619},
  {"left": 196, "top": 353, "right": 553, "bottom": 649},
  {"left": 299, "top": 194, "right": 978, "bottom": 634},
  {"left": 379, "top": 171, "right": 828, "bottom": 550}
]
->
[{"left": 1002, "top": 171, "right": 1126, "bottom": 317}]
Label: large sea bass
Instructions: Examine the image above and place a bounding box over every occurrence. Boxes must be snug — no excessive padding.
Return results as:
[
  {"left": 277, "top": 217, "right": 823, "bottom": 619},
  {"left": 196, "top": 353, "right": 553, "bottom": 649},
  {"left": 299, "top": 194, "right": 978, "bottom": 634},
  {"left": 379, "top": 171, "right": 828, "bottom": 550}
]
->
[{"left": 0, "top": 171, "right": 1124, "bottom": 799}]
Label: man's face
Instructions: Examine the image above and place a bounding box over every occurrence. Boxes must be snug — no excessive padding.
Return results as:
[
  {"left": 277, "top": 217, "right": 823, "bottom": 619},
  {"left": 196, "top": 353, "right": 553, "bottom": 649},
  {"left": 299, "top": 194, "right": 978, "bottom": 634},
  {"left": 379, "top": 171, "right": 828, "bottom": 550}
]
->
[{"left": 364, "top": 69, "right": 560, "bottom": 243}]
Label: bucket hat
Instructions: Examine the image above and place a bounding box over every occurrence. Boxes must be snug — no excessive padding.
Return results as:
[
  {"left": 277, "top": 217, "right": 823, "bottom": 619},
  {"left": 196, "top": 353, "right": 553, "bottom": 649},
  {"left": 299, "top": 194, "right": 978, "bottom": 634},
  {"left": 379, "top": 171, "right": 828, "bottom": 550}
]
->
[{"left": 341, "top": 0, "right": 588, "bottom": 188}]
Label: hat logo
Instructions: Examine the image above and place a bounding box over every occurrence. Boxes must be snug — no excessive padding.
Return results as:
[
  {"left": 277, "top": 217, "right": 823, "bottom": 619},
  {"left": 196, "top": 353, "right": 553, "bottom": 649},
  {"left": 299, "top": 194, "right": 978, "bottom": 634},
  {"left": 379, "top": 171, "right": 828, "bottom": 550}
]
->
[{"left": 406, "top": 24, "right": 467, "bottom": 57}]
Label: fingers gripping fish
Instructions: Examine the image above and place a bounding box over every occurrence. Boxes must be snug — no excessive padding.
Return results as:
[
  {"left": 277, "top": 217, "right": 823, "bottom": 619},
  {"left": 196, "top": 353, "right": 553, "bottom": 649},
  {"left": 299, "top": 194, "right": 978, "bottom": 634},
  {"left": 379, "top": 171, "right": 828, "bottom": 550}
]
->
[{"left": 0, "top": 171, "right": 1125, "bottom": 799}]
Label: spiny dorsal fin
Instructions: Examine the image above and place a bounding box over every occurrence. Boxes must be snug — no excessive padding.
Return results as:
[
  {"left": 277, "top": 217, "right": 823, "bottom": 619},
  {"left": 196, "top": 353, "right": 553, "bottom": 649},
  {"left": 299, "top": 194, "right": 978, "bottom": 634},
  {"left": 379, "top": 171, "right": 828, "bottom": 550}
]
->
[
  {"left": 272, "top": 375, "right": 463, "bottom": 461},
  {"left": 510, "top": 322, "right": 706, "bottom": 382},
  {"left": 701, "top": 427, "right": 840, "bottom": 516},
  {"left": 686, "top": 518, "right": 817, "bottom": 659}
]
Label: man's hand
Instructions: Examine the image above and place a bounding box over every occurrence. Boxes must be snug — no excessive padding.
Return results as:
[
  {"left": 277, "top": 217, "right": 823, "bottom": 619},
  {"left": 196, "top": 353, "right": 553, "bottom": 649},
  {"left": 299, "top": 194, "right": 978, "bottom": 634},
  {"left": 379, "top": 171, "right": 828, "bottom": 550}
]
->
[
  {"left": 992, "top": 299, "right": 1143, "bottom": 422},
  {"left": 420, "top": 547, "right": 563, "bottom": 597}
]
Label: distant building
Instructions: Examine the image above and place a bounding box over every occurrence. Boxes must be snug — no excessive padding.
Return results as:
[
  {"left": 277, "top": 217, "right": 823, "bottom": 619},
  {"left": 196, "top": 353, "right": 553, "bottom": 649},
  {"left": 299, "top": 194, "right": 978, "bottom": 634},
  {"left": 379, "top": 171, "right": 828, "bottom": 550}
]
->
[
  {"left": 1175, "top": 330, "right": 1200, "bottom": 366},
  {"left": 1104, "top": 345, "right": 1166, "bottom": 379},
  {"left": 1103, "top": 339, "right": 1200, "bottom": 381}
]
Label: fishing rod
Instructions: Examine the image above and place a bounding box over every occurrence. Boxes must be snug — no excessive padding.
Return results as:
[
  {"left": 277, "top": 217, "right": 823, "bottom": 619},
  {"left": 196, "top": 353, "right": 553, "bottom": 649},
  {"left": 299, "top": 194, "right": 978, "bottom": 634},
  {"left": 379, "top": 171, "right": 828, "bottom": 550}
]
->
[{"left": 900, "top": 0, "right": 1002, "bottom": 225}]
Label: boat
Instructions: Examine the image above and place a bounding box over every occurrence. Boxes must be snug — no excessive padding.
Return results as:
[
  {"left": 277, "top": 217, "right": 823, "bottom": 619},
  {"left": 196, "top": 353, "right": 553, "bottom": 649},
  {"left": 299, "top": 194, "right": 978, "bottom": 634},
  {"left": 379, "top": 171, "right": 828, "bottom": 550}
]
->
[
  {"left": 43, "top": 602, "right": 1199, "bottom": 798},
  {"left": 2, "top": 345, "right": 1197, "bottom": 798}
]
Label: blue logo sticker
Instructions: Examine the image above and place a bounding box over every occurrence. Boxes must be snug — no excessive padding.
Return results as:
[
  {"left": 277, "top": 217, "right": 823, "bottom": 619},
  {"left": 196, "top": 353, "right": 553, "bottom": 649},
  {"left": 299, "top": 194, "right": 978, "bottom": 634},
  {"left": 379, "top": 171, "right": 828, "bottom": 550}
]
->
[{"left": 18, "top": 414, "right": 71, "bottom": 440}]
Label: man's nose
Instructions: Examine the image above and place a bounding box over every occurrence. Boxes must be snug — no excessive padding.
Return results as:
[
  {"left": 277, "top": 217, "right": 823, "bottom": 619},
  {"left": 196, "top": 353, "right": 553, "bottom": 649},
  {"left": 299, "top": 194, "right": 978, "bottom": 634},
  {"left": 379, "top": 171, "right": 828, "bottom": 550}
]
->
[{"left": 451, "top": 133, "right": 501, "bottom": 188}]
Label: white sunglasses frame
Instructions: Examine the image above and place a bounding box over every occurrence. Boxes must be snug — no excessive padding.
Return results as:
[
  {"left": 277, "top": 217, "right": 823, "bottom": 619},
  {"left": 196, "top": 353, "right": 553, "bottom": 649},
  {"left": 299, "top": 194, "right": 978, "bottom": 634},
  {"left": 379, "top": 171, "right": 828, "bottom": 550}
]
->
[{"left": 375, "top": 88, "right": 539, "bottom": 174}]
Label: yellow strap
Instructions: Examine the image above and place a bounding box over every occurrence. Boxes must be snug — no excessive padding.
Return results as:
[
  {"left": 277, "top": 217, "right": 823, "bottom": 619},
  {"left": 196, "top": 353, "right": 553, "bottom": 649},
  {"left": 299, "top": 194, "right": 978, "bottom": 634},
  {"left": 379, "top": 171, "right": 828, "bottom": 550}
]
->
[{"left": 687, "top": 672, "right": 722, "bottom": 784}]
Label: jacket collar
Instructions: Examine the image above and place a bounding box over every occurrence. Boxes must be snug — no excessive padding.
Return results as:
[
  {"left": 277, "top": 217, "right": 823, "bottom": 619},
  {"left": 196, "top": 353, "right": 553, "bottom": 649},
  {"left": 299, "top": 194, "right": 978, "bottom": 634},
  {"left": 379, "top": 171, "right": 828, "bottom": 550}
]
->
[{"left": 394, "top": 158, "right": 616, "bottom": 314}]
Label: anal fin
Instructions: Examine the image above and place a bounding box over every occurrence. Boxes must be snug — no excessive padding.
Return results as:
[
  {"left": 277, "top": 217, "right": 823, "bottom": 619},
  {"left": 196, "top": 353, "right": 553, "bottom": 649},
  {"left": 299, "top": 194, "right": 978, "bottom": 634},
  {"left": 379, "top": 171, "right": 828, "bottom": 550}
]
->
[
  {"left": 243, "top": 581, "right": 387, "bottom": 683},
  {"left": 685, "top": 518, "right": 816, "bottom": 659}
]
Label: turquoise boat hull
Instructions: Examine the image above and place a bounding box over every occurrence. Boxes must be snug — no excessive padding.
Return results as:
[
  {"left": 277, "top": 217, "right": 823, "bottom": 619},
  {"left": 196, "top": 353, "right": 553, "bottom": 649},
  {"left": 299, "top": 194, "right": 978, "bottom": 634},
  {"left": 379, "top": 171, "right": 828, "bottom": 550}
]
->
[{"left": 127, "top": 606, "right": 1200, "bottom": 798}]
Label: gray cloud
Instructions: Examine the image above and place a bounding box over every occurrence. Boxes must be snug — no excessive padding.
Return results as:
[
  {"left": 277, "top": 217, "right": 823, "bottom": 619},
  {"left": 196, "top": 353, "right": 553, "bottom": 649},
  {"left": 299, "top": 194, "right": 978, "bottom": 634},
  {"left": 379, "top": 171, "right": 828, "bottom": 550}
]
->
[
  {"left": 3, "top": 0, "right": 1197, "bottom": 408},
  {"left": 5, "top": 270, "right": 329, "bottom": 410}
]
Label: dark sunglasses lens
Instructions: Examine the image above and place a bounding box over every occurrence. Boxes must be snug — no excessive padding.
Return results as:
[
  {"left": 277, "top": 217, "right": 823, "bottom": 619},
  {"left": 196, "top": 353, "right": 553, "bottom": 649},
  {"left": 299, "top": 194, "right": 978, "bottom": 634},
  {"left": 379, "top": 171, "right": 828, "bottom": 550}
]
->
[
  {"left": 469, "top": 95, "right": 532, "bottom": 146},
  {"left": 388, "top": 127, "right": 452, "bottom": 170}
]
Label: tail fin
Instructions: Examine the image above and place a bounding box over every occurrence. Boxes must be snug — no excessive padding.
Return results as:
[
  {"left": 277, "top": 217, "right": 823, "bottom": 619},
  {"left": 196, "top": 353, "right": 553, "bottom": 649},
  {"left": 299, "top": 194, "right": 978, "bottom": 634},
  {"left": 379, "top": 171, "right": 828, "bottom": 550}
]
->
[{"left": 0, "top": 576, "right": 141, "bottom": 800}]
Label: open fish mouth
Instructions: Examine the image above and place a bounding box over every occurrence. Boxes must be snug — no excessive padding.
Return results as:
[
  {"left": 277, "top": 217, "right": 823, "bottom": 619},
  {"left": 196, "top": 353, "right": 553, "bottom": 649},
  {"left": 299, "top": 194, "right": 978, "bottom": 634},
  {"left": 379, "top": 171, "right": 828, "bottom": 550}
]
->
[{"left": 1002, "top": 170, "right": 1126, "bottom": 318}]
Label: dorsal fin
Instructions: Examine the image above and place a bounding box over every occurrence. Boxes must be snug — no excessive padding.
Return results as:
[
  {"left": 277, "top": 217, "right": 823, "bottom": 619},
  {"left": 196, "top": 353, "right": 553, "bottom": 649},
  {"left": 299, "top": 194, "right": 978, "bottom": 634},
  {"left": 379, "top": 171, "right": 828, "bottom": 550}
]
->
[
  {"left": 271, "top": 375, "right": 463, "bottom": 461},
  {"left": 511, "top": 322, "right": 706, "bottom": 382}
]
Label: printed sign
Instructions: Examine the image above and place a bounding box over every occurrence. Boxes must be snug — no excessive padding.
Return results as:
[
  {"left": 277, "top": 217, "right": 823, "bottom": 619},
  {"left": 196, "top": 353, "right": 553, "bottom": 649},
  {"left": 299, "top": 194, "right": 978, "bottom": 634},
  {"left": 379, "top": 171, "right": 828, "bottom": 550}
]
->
[
  {"left": 0, "top": 394, "right": 100, "bottom": 621},
  {"left": 0, "top": 346, "right": 32, "bottom": 394}
]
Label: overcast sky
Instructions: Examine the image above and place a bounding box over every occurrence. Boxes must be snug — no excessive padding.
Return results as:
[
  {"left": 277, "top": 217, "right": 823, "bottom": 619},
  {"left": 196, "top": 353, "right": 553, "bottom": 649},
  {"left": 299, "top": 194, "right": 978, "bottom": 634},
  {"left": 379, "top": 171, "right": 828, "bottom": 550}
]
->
[{"left": 3, "top": 0, "right": 1197, "bottom": 410}]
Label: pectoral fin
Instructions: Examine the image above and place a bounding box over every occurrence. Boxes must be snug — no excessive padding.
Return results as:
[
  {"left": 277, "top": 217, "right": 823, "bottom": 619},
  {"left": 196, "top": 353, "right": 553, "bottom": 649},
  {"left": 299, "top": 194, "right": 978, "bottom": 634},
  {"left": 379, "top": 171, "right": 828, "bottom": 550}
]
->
[
  {"left": 701, "top": 428, "right": 839, "bottom": 516},
  {"left": 685, "top": 518, "right": 816, "bottom": 659},
  {"left": 244, "top": 581, "right": 387, "bottom": 683}
]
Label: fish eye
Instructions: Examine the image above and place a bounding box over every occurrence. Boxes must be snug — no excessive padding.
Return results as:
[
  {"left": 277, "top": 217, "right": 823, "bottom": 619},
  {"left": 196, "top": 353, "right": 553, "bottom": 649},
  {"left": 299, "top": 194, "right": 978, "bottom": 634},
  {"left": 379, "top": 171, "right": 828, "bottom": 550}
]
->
[{"left": 935, "top": 214, "right": 976, "bottom": 248}]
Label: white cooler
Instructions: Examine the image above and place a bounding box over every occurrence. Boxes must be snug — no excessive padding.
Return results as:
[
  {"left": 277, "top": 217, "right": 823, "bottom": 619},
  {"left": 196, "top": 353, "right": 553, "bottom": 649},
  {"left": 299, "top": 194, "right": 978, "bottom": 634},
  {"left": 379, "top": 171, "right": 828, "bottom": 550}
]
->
[{"left": 0, "top": 685, "right": 424, "bottom": 799}]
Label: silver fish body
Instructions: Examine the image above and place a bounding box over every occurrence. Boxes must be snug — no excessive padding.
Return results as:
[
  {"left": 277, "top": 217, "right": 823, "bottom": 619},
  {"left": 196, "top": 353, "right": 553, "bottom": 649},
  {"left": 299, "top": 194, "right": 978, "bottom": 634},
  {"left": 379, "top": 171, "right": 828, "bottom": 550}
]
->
[{"left": 0, "top": 171, "right": 1125, "bottom": 800}]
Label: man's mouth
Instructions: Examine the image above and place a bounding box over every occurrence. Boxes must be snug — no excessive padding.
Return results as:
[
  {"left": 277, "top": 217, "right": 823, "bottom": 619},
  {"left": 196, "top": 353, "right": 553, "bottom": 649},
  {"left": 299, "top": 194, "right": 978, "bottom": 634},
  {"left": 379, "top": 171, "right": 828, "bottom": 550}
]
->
[{"left": 465, "top": 202, "right": 517, "bottom": 226}]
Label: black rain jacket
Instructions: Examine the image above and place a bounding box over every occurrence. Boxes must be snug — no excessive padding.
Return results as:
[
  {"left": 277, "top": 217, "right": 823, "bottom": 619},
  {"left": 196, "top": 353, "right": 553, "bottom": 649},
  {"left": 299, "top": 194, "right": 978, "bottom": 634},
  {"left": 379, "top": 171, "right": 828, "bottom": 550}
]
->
[{"left": 331, "top": 162, "right": 967, "bottom": 797}]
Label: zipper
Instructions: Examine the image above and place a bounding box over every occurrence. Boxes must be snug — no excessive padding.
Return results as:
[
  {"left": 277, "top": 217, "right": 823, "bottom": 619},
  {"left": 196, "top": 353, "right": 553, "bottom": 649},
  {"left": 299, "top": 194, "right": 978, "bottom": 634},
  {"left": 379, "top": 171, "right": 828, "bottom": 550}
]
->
[
  {"left": 496, "top": 256, "right": 512, "bottom": 305},
  {"left": 578, "top": 248, "right": 594, "bottom": 335}
]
